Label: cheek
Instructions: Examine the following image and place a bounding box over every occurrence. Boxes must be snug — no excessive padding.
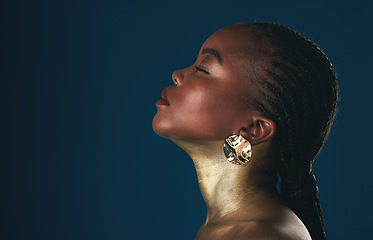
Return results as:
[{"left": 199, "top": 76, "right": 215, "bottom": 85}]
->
[
  {"left": 152, "top": 82, "right": 247, "bottom": 141},
  {"left": 173, "top": 87, "right": 240, "bottom": 139}
]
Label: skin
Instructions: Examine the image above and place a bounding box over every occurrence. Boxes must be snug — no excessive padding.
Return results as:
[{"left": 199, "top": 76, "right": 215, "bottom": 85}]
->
[{"left": 152, "top": 24, "right": 311, "bottom": 240}]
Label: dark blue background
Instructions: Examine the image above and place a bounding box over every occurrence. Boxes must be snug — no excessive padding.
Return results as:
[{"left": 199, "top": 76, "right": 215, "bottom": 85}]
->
[{"left": 1, "top": 0, "right": 372, "bottom": 239}]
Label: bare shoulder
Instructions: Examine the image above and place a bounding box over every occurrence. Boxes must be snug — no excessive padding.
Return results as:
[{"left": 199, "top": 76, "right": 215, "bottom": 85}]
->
[
  {"left": 196, "top": 206, "right": 312, "bottom": 240},
  {"left": 196, "top": 218, "right": 311, "bottom": 240},
  {"left": 237, "top": 220, "right": 312, "bottom": 240}
]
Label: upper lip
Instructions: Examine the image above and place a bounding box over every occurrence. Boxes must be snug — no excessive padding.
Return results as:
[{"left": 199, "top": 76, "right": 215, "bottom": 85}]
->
[{"left": 161, "top": 88, "right": 170, "bottom": 104}]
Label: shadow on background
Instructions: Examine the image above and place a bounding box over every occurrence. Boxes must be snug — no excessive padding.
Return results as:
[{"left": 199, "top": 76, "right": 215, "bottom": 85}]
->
[{"left": 1, "top": 0, "right": 372, "bottom": 239}]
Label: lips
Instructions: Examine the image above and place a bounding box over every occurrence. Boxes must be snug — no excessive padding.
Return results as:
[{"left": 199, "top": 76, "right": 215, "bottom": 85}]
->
[{"left": 156, "top": 88, "right": 170, "bottom": 105}]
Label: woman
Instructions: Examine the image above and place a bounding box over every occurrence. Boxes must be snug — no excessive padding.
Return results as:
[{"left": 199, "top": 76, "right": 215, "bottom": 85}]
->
[{"left": 152, "top": 22, "right": 338, "bottom": 240}]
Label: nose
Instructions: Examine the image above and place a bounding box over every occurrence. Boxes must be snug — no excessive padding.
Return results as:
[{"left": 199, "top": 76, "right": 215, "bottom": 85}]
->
[{"left": 172, "top": 68, "right": 184, "bottom": 86}]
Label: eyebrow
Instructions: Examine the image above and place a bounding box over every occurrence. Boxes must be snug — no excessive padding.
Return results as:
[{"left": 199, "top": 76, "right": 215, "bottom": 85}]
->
[{"left": 201, "top": 48, "right": 222, "bottom": 64}]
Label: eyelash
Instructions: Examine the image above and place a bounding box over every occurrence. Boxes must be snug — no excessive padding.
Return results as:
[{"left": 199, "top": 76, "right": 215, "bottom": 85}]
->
[{"left": 195, "top": 65, "right": 209, "bottom": 74}]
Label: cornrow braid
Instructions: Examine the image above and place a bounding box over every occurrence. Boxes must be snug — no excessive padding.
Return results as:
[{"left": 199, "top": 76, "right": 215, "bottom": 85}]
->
[{"left": 241, "top": 22, "right": 338, "bottom": 240}]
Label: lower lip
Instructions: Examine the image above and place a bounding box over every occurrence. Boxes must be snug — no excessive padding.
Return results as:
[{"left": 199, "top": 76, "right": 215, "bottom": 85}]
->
[{"left": 156, "top": 99, "right": 169, "bottom": 105}]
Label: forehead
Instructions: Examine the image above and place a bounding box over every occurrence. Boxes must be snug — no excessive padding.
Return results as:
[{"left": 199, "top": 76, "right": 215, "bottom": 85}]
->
[
  {"left": 200, "top": 25, "right": 270, "bottom": 65},
  {"left": 204, "top": 25, "right": 252, "bottom": 46}
]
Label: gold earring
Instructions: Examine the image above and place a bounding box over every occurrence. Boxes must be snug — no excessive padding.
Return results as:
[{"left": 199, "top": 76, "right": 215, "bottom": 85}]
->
[{"left": 223, "top": 135, "right": 252, "bottom": 165}]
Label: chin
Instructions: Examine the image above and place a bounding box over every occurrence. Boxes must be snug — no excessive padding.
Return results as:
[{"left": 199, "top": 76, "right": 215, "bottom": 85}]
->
[
  {"left": 152, "top": 113, "right": 227, "bottom": 141},
  {"left": 152, "top": 119, "right": 188, "bottom": 141},
  {"left": 152, "top": 115, "right": 171, "bottom": 138}
]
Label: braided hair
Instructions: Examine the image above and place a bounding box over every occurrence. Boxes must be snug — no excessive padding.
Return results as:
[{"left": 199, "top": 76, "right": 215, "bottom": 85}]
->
[{"left": 241, "top": 22, "right": 338, "bottom": 240}]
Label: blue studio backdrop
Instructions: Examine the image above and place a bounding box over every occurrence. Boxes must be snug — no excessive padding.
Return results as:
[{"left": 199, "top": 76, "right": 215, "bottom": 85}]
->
[{"left": 1, "top": 0, "right": 372, "bottom": 239}]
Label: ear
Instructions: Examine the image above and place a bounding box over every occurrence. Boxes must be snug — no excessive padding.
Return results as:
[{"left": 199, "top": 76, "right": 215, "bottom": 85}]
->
[{"left": 239, "top": 116, "right": 276, "bottom": 145}]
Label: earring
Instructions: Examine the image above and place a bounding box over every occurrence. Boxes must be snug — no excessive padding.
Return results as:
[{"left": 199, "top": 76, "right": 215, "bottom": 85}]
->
[{"left": 223, "top": 135, "right": 252, "bottom": 165}]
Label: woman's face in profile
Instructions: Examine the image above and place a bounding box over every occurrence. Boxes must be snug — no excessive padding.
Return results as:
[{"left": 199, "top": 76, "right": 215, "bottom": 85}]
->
[{"left": 153, "top": 25, "right": 261, "bottom": 141}]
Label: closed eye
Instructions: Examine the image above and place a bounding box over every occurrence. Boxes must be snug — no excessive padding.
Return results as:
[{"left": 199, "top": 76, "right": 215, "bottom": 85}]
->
[{"left": 195, "top": 65, "right": 210, "bottom": 74}]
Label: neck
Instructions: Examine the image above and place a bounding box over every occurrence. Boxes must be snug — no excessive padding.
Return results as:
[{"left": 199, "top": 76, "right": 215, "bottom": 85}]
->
[{"left": 169, "top": 136, "right": 279, "bottom": 223}]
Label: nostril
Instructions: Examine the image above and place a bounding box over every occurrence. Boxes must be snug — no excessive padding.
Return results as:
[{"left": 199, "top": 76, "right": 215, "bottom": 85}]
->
[
  {"left": 172, "top": 68, "right": 184, "bottom": 86},
  {"left": 172, "top": 73, "right": 179, "bottom": 85}
]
